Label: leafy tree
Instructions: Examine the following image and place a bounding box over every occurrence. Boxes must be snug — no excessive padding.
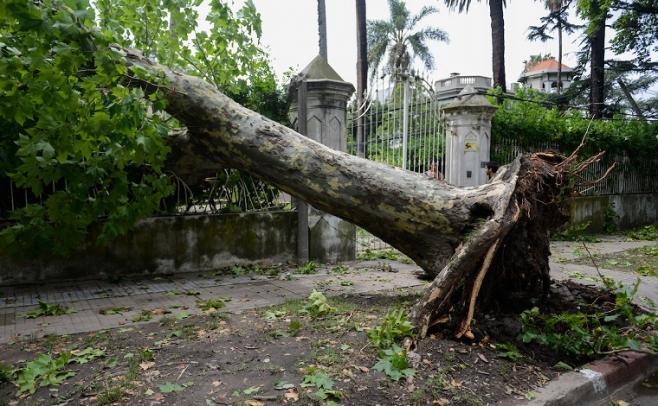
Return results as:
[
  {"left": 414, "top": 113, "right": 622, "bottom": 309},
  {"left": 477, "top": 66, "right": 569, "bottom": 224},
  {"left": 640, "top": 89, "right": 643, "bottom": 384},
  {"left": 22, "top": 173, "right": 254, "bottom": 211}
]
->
[
  {"left": 0, "top": 0, "right": 283, "bottom": 256},
  {"left": 443, "top": 0, "right": 508, "bottom": 90},
  {"left": 610, "top": 0, "right": 658, "bottom": 74},
  {"left": 528, "top": 0, "right": 580, "bottom": 94},
  {"left": 367, "top": 0, "right": 448, "bottom": 77}
]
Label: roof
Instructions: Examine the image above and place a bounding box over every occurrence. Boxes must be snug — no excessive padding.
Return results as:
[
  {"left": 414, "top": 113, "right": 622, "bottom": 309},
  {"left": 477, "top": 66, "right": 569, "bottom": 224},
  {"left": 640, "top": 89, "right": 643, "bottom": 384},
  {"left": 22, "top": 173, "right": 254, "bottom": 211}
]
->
[
  {"left": 298, "top": 55, "right": 345, "bottom": 81},
  {"left": 519, "top": 59, "right": 573, "bottom": 80}
]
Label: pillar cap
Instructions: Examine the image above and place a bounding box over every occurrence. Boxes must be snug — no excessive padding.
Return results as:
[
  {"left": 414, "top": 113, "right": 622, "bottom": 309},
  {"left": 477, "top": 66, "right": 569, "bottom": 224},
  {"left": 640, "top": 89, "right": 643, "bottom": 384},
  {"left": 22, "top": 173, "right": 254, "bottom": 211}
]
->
[
  {"left": 288, "top": 55, "right": 355, "bottom": 99},
  {"left": 442, "top": 85, "right": 497, "bottom": 112}
]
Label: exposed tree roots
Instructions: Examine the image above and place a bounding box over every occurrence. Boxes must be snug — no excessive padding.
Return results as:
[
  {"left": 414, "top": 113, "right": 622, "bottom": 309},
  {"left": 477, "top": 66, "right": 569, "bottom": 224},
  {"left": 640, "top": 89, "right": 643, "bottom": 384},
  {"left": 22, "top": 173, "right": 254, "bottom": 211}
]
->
[{"left": 412, "top": 150, "right": 611, "bottom": 339}]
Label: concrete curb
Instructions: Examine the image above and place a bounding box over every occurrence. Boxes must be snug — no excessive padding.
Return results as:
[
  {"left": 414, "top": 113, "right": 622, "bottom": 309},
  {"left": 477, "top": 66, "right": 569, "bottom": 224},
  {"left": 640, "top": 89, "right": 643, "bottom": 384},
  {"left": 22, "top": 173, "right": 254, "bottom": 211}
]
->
[{"left": 525, "top": 351, "right": 658, "bottom": 405}]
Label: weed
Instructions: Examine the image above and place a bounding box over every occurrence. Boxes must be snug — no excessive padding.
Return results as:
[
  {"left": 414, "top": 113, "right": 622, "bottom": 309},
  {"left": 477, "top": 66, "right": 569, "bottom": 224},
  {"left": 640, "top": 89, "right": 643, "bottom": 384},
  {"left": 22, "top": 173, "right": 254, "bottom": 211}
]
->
[
  {"left": 636, "top": 266, "right": 657, "bottom": 277},
  {"left": 626, "top": 225, "right": 657, "bottom": 241},
  {"left": 519, "top": 280, "right": 658, "bottom": 357},
  {"left": 303, "top": 290, "right": 334, "bottom": 318},
  {"left": 288, "top": 319, "right": 302, "bottom": 336},
  {"left": 340, "top": 281, "right": 354, "bottom": 286},
  {"left": 99, "top": 307, "right": 131, "bottom": 315},
  {"left": 368, "top": 308, "right": 414, "bottom": 350},
  {"left": 552, "top": 222, "right": 600, "bottom": 242},
  {"left": 131, "top": 310, "right": 153, "bottom": 322},
  {"left": 196, "top": 298, "right": 226, "bottom": 311},
  {"left": 295, "top": 261, "right": 319, "bottom": 275},
  {"left": 495, "top": 343, "right": 524, "bottom": 361},
  {"left": 25, "top": 301, "right": 74, "bottom": 318},
  {"left": 640, "top": 245, "right": 658, "bottom": 256},
  {"left": 373, "top": 345, "right": 415, "bottom": 381},
  {"left": 14, "top": 353, "right": 74, "bottom": 395},
  {"left": 358, "top": 249, "right": 399, "bottom": 261},
  {"left": 0, "top": 362, "right": 15, "bottom": 383},
  {"left": 264, "top": 310, "right": 286, "bottom": 320},
  {"left": 301, "top": 368, "right": 342, "bottom": 402},
  {"left": 331, "top": 265, "right": 350, "bottom": 274}
]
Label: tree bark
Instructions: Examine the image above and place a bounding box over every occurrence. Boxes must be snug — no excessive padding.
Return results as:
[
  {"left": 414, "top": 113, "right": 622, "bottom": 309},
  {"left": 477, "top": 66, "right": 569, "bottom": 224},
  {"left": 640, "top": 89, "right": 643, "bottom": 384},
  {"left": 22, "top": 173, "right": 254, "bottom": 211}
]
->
[
  {"left": 489, "top": 0, "right": 507, "bottom": 91},
  {"left": 589, "top": 0, "right": 606, "bottom": 118},
  {"left": 121, "top": 47, "right": 577, "bottom": 339}
]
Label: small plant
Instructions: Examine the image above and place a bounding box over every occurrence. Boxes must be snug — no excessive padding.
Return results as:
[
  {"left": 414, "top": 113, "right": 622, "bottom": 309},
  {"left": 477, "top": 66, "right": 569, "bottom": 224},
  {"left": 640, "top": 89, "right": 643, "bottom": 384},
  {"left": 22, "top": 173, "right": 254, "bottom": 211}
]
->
[
  {"left": 99, "top": 307, "right": 131, "bottom": 315},
  {"left": 131, "top": 310, "right": 153, "bottom": 322},
  {"left": 519, "top": 280, "right": 658, "bottom": 357},
  {"left": 331, "top": 265, "right": 350, "bottom": 274},
  {"left": 358, "top": 249, "right": 399, "bottom": 261},
  {"left": 296, "top": 261, "right": 319, "bottom": 274},
  {"left": 196, "top": 298, "right": 225, "bottom": 311},
  {"left": 635, "top": 266, "right": 657, "bottom": 277},
  {"left": 603, "top": 206, "right": 619, "bottom": 233},
  {"left": 552, "top": 222, "right": 600, "bottom": 242},
  {"left": 25, "top": 301, "right": 74, "bottom": 318},
  {"left": 626, "top": 225, "right": 657, "bottom": 241},
  {"left": 301, "top": 368, "right": 342, "bottom": 402},
  {"left": 264, "top": 310, "right": 286, "bottom": 321},
  {"left": 640, "top": 245, "right": 658, "bottom": 256},
  {"left": 340, "top": 280, "right": 354, "bottom": 286},
  {"left": 373, "top": 345, "right": 416, "bottom": 381},
  {"left": 14, "top": 353, "right": 75, "bottom": 395},
  {"left": 303, "top": 290, "right": 334, "bottom": 318},
  {"left": 368, "top": 308, "right": 414, "bottom": 349},
  {"left": 0, "top": 362, "right": 15, "bottom": 383},
  {"left": 495, "top": 343, "right": 524, "bottom": 361},
  {"left": 70, "top": 347, "right": 105, "bottom": 364},
  {"left": 288, "top": 319, "right": 302, "bottom": 336}
]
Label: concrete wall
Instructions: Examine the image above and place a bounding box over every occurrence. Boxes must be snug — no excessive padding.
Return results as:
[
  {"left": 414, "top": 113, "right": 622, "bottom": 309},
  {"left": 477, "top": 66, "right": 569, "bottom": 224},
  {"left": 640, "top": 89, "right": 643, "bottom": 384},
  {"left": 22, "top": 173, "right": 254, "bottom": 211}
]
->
[
  {"left": 569, "top": 193, "right": 658, "bottom": 231},
  {"left": 0, "top": 212, "right": 297, "bottom": 285}
]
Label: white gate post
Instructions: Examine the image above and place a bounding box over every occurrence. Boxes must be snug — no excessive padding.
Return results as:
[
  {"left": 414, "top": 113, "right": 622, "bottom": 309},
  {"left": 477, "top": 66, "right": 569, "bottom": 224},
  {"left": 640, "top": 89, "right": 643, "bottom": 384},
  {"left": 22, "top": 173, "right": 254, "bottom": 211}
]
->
[
  {"left": 442, "top": 85, "right": 497, "bottom": 187},
  {"left": 288, "top": 56, "right": 356, "bottom": 263}
]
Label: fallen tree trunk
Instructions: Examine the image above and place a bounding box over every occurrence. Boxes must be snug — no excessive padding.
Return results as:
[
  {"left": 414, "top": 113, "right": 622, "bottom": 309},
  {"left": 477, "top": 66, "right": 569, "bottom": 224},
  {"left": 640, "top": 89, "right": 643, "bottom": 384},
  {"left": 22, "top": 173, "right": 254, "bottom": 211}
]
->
[{"left": 120, "top": 47, "right": 595, "bottom": 338}]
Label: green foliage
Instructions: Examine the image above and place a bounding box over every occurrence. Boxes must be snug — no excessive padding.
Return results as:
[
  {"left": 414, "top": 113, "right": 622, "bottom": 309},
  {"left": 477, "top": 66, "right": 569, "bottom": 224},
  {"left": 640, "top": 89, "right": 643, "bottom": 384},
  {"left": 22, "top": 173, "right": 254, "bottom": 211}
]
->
[
  {"left": 519, "top": 280, "right": 658, "bottom": 357},
  {"left": 0, "top": 362, "right": 15, "bottom": 383},
  {"left": 331, "top": 265, "right": 350, "bottom": 274},
  {"left": 288, "top": 319, "right": 302, "bottom": 337},
  {"left": 368, "top": 308, "right": 414, "bottom": 350},
  {"left": 0, "top": 0, "right": 287, "bottom": 256},
  {"left": 626, "top": 225, "right": 657, "bottom": 241},
  {"left": 373, "top": 345, "right": 416, "bottom": 381},
  {"left": 301, "top": 368, "right": 342, "bottom": 402},
  {"left": 25, "top": 301, "right": 74, "bottom": 318},
  {"left": 13, "top": 348, "right": 104, "bottom": 395},
  {"left": 490, "top": 87, "right": 658, "bottom": 163},
  {"left": 159, "top": 382, "right": 191, "bottom": 393},
  {"left": 295, "top": 261, "right": 319, "bottom": 275},
  {"left": 552, "top": 222, "right": 600, "bottom": 242},
  {"left": 195, "top": 298, "right": 226, "bottom": 311},
  {"left": 303, "top": 290, "right": 334, "bottom": 318},
  {"left": 15, "top": 353, "right": 75, "bottom": 395},
  {"left": 640, "top": 245, "right": 658, "bottom": 256},
  {"left": 495, "top": 342, "right": 524, "bottom": 362}
]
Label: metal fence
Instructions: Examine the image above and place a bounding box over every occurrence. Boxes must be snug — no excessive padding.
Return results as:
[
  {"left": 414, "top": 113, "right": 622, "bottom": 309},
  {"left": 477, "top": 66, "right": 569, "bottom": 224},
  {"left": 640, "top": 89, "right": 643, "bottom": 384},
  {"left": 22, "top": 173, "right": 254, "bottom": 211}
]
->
[
  {"left": 348, "top": 71, "right": 446, "bottom": 253},
  {"left": 0, "top": 170, "right": 293, "bottom": 221},
  {"left": 492, "top": 138, "right": 658, "bottom": 196}
]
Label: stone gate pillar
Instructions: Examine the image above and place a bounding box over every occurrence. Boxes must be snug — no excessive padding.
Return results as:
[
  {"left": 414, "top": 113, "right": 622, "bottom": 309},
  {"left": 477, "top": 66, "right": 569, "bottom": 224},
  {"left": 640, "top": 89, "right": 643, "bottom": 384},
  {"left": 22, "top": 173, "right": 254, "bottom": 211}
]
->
[
  {"left": 443, "top": 85, "right": 497, "bottom": 187},
  {"left": 288, "top": 55, "right": 356, "bottom": 263}
]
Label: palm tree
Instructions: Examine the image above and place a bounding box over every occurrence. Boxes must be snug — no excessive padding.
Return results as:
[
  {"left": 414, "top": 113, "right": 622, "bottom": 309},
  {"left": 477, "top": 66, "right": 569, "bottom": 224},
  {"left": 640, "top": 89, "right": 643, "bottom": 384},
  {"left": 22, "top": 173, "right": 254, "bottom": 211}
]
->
[
  {"left": 528, "top": 0, "right": 578, "bottom": 94},
  {"left": 367, "top": 0, "right": 448, "bottom": 78},
  {"left": 443, "top": 0, "right": 507, "bottom": 91}
]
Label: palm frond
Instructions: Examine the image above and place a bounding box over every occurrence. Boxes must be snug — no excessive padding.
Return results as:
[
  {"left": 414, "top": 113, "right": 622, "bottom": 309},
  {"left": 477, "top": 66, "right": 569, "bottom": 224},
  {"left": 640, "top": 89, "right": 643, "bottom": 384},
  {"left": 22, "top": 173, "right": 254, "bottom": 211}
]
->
[{"left": 407, "top": 6, "right": 438, "bottom": 31}]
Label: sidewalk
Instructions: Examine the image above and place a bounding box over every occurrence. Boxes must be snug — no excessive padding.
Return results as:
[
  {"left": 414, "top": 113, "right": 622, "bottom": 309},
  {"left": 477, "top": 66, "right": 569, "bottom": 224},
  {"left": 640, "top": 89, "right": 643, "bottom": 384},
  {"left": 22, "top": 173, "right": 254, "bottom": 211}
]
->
[
  {"left": 1, "top": 236, "right": 655, "bottom": 344},
  {"left": 0, "top": 261, "right": 424, "bottom": 344}
]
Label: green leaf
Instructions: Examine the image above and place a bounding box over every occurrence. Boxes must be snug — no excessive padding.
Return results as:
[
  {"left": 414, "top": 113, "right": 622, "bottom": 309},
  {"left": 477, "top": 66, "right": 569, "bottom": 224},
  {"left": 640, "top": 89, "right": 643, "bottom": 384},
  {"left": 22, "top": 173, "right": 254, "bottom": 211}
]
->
[{"left": 159, "top": 382, "right": 186, "bottom": 393}]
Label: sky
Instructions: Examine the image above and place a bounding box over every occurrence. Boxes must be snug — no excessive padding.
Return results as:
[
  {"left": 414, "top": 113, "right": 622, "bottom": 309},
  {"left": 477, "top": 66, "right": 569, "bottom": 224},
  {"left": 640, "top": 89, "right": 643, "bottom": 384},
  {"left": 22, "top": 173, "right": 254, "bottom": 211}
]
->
[{"left": 225, "top": 0, "right": 587, "bottom": 88}]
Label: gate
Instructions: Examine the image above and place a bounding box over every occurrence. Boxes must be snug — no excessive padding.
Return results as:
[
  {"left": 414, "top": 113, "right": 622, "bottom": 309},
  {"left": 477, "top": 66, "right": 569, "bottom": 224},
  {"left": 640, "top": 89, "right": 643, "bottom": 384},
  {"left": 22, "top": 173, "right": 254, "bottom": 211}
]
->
[{"left": 348, "top": 71, "right": 446, "bottom": 254}]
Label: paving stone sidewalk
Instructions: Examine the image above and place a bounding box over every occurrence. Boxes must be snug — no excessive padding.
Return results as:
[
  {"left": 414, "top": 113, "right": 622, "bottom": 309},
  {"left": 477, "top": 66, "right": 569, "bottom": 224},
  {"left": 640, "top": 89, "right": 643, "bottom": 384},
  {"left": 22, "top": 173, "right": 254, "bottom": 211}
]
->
[
  {"left": 0, "top": 261, "right": 425, "bottom": 344},
  {"left": 1, "top": 236, "right": 654, "bottom": 345}
]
